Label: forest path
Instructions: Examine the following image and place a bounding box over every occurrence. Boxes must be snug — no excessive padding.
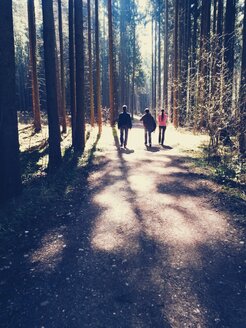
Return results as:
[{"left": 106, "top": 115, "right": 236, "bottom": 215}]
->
[{"left": 1, "top": 122, "right": 245, "bottom": 327}]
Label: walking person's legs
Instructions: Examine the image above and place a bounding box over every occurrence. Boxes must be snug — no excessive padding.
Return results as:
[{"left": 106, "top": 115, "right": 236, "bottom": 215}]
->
[
  {"left": 159, "top": 127, "right": 162, "bottom": 144},
  {"left": 124, "top": 127, "right": 129, "bottom": 147},
  {"left": 148, "top": 131, "right": 152, "bottom": 147},
  {"left": 144, "top": 129, "right": 148, "bottom": 145},
  {"left": 120, "top": 128, "right": 124, "bottom": 147},
  {"left": 161, "top": 126, "right": 166, "bottom": 145}
]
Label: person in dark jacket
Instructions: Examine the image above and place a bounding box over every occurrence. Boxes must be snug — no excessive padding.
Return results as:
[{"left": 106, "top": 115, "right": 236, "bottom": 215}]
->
[
  {"left": 117, "top": 105, "right": 132, "bottom": 148},
  {"left": 140, "top": 108, "right": 156, "bottom": 147}
]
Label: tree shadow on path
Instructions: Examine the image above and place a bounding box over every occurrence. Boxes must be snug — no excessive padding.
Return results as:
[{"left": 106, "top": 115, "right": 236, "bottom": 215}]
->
[{"left": 0, "top": 128, "right": 245, "bottom": 327}]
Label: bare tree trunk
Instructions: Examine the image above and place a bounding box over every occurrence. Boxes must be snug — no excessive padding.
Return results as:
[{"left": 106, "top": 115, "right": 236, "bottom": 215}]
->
[
  {"left": 224, "top": 0, "right": 236, "bottom": 114},
  {"left": 95, "top": 0, "right": 102, "bottom": 129},
  {"left": 58, "top": 0, "right": 67, "bottom": 133},
  {"left": 173, "top": 0, "right": 179, "bottom": 128},
  {"left": 74, "top": 0, "right": 85, "bottom": 151},
  {"left": 108, "top": 0, "right": 115, "bottom": 126},
  {"left": 27, "top": 0, "right": 41, "bottom": 132},
  {"left": 69, "top": 0, "right": 76, "bottom": 145},
  {"left": 87, "top": 0, "right": 95, "bottom": 126},
  {"left": 158, "top": 0, "right": 161, "bottom": 112},
  {"left": 42, "top": 0, "right": 62, "bottom": 172},
  {"left": 239, "top": 0, "right": 246, "bottom": 154},
  {"left": 0, "top": 0, "right": 22, "bottom": 201},
  {"left": 163, "top": 0, "right": 169, "bottom": 111}
]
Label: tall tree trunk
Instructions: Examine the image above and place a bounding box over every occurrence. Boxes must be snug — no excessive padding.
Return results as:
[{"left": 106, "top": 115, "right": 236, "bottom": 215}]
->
[
  {"left": 131, "top": 13, "right": 136, "bottom": 119},
  {"left": 0, "top": 0, "right": 22, "bottom": 201},
  {"left": 158, "top": 0, "right": 161, "bottom": 112},
  {"left": 154, "top": 19, "right": 157, "bottom": 111},
  {"left": 74, "top": 0, "right": 85, "bottom": 151},
  {"left": 224, "top": 0, "right": 236, "bottom": 114},
  {"left": 108, "top": 0, "right": 115, "bottom": 126},
  {"left": 95, "top": 0, "right": 102, "bottom": 128},
  {"left": 87, "top": 0, "right": 95, "bottom": 126},
  {"left": 198, "top": 0, "right": 211, "bottom": 128},
  {"left": 173, "top": 0, "right": 179, "bottom": 127},
  {"left": 27, "top": 0, "right": 41, "bottom": 132},
  {"left": 58, "top": 0, "right": 67, "bottom": 133},
  {"left": 120, "top": 0, "right": 126, "bottom": 106},
  {"left": 163, "top": 0, "right": 169, "bottom": 111},
  {"left": 42, "top": 0, "right": 62, "bottom": 171},
  {"left": 239, "top": 0, "right": 246, "bottom": 154},
  {"left": 69, "top": 0, "right": 76, "bottom": 145},
  {"left": 151, "top": 16, "right": 154, "bottom": 110}
]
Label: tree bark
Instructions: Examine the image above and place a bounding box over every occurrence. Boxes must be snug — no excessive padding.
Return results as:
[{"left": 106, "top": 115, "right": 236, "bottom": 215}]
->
[
  {"left": 87, "top": 0, "right": 95, "bottom": 126},
  {"left": 0, "top": 0, "right": 22, "bottom": 201},
  {"left": 42, "top": 0, "right": 62, "bottom": 171},
  {"left": 69, "top": 0, "right": 76, "bottom": 145},
  {"left": 163, "top": 0, "right": 169, "bottom": 111},
  {"left": 173, "top": 0, "right": 179, "bottom": 128},
  {"left": 224, "top": 0, "right": 236, "bottom": 114},
  {"left": 27, "top": 0, "right": 41, "bottom": 132},
  {"left": 58, "top": 0, "right": 67, "bottom": 133},
  {"left": 74, "top": 0, "right": 85, "bottom": 151},
  {"left": 108, "top": 0, "right": 115, "bottom": 126},
  {"left": 239, "top": 0, "right": 246, "bottom": 154},
  {"left": 95, "top": 0, "right": 102, "bottom": 128}
]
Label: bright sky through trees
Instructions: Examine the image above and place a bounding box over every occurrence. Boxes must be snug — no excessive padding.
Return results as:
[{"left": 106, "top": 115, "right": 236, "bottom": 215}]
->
[{"left": 136, "top": 0, "right": 152, "bottom": 74}]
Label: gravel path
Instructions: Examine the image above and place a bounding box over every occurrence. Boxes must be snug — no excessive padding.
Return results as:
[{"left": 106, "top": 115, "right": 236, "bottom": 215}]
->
[{"left": 1, "top": 122, "right": 245, "bottom": 328}]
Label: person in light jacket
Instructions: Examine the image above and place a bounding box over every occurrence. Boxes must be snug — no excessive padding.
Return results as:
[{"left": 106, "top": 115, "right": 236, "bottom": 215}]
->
[
  {"left": 140, "top": 108, "right": 156, "bottom": 147},
  {"left": 158, "top": 109, "right": 168, "bottom": 146},
  {"left": 117, "top": 105, "right": 132, "bottom": 148}
]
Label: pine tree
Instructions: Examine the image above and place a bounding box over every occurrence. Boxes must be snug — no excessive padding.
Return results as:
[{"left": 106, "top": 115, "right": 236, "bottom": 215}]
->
[
  {"left": 42, "top": 0, "right": 62, "bottom": 171},
  {"left": 0, "top": 0, "right": 22, "bottom": 201}
]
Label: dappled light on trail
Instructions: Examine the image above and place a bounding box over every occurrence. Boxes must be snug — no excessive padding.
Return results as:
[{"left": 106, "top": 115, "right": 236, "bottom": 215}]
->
[
  {"left": 30, "top": 228, "right": 66, "bottom": 272},
  {"left": 1, "top": 124, "right": 244, "bottom": 327},
  {"left": 89, "top": 125, "right": 244, "bottom": 327}
]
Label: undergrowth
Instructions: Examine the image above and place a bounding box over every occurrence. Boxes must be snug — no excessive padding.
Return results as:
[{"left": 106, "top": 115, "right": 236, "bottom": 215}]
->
[{"left": 0, "top": 128, "right": 101, "bottom": 244}]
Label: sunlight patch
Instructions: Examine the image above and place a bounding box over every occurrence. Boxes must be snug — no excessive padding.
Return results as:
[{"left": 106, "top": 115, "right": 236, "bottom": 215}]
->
[
  {"left": 91, "top": 188, "right": 141, "bottom": 254},
  {"left": 30, "top": 229, "right": 66, "bottom": 272}
]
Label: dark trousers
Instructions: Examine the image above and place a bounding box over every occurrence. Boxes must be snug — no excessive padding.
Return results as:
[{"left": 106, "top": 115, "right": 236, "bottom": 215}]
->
[
  {"left": 120, "top": 126, "right": 129, "bottom": 147},
  {"left": 144, "top": 129, "right": 152, "bottom": 146},
  {"left": 159, "top": 126, "right": 166, "bottom": 145}
]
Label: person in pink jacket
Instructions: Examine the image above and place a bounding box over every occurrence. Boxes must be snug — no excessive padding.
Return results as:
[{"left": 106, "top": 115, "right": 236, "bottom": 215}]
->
[{"left": 158, "top": 109, "right": 168, "bottom": 146}]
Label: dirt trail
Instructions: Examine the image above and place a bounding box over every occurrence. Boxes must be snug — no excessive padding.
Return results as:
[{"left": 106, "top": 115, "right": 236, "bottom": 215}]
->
[{"left": 1, "top": 122, "right": 245, "bottom": 328}]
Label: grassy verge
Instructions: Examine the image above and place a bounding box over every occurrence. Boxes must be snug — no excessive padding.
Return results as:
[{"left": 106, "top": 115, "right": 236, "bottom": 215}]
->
[{"left": 0, "top": 127, "right": 101, "bottom": 245}]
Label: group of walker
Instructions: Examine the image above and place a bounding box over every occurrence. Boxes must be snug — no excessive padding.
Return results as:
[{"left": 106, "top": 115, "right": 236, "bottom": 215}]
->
[{"left": 117, "top": 105, "right": 168, "bottom": 149}]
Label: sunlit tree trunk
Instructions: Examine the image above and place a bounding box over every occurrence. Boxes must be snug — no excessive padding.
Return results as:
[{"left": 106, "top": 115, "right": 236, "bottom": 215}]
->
[
  {"left": 74, "top": 0, "right": 85, "bottom": 151},
  {"left": 151, "top": 16, "right": 154, "bottom": 110},
  {"left": 120, "top": 0, "right": 126, "bottom": 106},
  {"left": 27, "top": 0, "right": 41, "bottom": 132},
  {"left": 95, "top": 0, "right": 102, "bottom": 129},
  {"left": 173, "top": 0, "right": 179, "bottom": 128},
  {"left": 158, "top": 0, "right": 161, "bottom": 112},
  {"left": 224, "top": 0, "right": 236, "bottom": 114},
  {"left": 69, "top": 0, "right": 76, "bottom": 145},
  {"left": 198, "top": 0, "right": 211, "bottom": 128},
  {"left": 0, "top": 0, "right": 22, "bottom": 201},
  {"left": 131, "top": 12, "right": 136, "bottom": 118},
  {"left": 58, "top": 0, "right": 67, "bottom": 133},
  {"left": 87, "top": 0, "right": 95, "bottom": 126},
  {"left": 108, "top": 0, "right": 115, "bottom": 126},
  {"left": 163, "top": 0, "right": 169, "bottom": 111},
  {"left": 42, "top": 0, "right": 62, "bottom": 171},
  {"left": 239, "top": 0, "right": 246, "bottom": 154}
]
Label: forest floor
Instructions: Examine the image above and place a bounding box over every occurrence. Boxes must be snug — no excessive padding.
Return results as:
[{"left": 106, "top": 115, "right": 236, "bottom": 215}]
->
[{"left": 0, "top": 118, "right": 245, "bottom": 327}]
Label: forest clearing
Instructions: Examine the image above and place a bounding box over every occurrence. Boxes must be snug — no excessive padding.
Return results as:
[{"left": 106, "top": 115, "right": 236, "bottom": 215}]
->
[{"left": 0, "top": 0, "right": 246, "bottom": 327}]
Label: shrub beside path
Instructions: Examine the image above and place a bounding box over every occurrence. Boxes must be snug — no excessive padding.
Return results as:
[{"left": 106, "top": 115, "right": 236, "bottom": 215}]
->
[{"left": 1, "top": 122, "right": 245, "bottom": 327}]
